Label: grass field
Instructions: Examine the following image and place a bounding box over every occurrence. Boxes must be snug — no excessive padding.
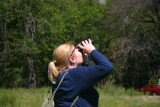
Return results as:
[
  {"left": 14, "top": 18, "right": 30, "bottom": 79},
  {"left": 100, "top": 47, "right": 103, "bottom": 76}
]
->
[{"left": 0, "top": 84, "right": 160, "bottom": 107}]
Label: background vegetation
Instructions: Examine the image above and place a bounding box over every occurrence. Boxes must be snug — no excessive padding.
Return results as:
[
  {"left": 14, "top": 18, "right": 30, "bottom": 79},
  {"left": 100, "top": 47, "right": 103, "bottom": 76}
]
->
[
  {"left": 98, "top": 83, "right": 160, "bottom": 107},
  {"left": 1, "top": 84, "right": 160, "bottom": 107},
  {"left": 0, "top": 0, "right": 160, "bottom": 89}
]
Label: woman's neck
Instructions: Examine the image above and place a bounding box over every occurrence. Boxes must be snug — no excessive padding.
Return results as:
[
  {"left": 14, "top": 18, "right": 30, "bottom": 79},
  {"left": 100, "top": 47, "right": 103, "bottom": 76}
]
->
[
  {"left": 68, "top": 65, "right": 76, "bottom": 69},
  {"left": 68, "top": 63, "right": 82, "bottom": 69}
]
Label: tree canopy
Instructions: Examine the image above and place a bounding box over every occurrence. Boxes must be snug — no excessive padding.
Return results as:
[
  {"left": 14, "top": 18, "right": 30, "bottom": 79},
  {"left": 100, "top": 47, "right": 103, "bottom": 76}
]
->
[{"left": 0, "top": 0, "right": 160, "bottom": 88}]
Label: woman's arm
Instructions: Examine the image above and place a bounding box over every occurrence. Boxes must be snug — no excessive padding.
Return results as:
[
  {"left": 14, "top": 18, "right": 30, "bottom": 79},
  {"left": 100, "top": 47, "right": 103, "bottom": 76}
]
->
[{"left": 69, "top": 50, "right": 114, "bottom": 91}]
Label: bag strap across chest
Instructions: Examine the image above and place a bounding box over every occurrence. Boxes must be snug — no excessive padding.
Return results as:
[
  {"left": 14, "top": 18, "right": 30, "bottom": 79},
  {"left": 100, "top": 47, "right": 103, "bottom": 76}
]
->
[{"left": 53, "top": 71, "right": 79, "bottom": 107}]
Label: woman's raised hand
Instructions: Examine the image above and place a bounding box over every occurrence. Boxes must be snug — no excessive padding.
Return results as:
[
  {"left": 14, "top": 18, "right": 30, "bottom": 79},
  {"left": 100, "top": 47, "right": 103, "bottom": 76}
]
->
[{"left": 77, "top": 39, "right": 95, "bottom": 54}]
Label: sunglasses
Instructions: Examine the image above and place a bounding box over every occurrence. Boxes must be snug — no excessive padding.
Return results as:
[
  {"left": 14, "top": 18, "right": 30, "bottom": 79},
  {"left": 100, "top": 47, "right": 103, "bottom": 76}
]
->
[
  {"left": 70, "top": 46, "right": 77, "bottom": 56},
  {"left": 70, "top": 46, "right": 82, "bottom": 56}
]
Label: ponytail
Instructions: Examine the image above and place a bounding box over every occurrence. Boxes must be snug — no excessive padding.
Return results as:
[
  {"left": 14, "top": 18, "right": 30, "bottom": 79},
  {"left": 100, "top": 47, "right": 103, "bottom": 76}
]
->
[{"left": 48, "top": 61, "right": 59, "bottom": 84}]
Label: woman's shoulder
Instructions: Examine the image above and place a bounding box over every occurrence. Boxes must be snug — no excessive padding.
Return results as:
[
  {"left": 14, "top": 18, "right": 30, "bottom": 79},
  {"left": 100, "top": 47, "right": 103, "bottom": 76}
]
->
[
  {"left": 67, "top": 67, "right": 86, "bottom": 76},
  {"left": 54, "top": 69, "right": 74, "bottom": 88},
  {"left": 57, "top": 69, "right": 69, "bottom": 81}
]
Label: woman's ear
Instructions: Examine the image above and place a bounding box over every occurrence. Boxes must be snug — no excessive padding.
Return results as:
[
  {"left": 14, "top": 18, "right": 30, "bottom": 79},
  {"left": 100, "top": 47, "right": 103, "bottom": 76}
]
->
[{"left": 69, "top": 56, "right": 75, "bottom": 64}]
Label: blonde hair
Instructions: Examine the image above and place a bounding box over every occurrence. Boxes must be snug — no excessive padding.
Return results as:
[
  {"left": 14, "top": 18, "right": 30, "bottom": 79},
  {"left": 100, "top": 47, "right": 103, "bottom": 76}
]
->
[{"left": 48, "top": 42, "right": 73, "bottom": 83}]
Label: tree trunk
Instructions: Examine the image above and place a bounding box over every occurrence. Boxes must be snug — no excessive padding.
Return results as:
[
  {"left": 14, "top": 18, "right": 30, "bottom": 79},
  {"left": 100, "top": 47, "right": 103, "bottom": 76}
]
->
[
  {"left": 28, "top": 58, "right": 36, "bottom": 88},
  {"left": 158, "top": 67, "right": 160, "bottom": 84},
  {"left": 98, "top": 0, "right": 106, "bottom": 4}
]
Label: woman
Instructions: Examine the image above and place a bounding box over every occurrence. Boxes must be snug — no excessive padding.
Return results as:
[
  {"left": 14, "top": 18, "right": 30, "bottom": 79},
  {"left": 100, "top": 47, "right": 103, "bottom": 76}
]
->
[{"left": 48, "top": 39, "right": 113, "bottom": 107}]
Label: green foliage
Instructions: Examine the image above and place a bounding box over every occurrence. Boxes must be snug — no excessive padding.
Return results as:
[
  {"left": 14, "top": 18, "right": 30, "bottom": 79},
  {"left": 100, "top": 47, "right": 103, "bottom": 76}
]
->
[
  {"left": 149, "top": 73, "right": 159, "bottom": 84},
  {"left": 96, "top": 83, "right": 142, "bottom": 96},
  {"left": 109, "top": 0, "right": 160, "bottom": 88},
  {"left": 0, "top": 0, "right": 110, "bottom": 88},
  {"left": 0, "top": 0, "right": 159, "bottom": 88}
]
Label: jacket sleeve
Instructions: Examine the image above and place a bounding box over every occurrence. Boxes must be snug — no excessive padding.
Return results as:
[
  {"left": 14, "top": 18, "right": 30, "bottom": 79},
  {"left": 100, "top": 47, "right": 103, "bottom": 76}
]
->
[
  {"left": 88, "top": 60, "right": 93, "bottom": 66},
  {"left": 68, "top": 50, "right": 114, "bottom": 91}
]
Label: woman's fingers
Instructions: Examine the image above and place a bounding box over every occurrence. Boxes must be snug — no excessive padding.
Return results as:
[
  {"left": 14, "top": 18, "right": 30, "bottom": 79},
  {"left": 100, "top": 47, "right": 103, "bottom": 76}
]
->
[
  {"left": 81, "top": 41, "right": 85, "bottom": 46},
  {"left": 85, "top": 40, "right": 88, "bottom": 44},
  {"left": 77, "top": 39, "right": 95, "bottom": 54},
  {"left": 88, "top": 39, "right": 92, "bottom": 44},
  {"left": 77, "top": 44, "right": 84, "bottom": 49},
  {"left": 82, "top": 39, "right": 89, "bottom": 46}
]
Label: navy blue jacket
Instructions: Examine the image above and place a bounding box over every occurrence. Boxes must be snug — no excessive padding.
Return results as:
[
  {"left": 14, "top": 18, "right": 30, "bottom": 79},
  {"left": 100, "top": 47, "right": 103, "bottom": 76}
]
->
[{"left": 52, "top": 50, "right": 114, "bottom": 107}]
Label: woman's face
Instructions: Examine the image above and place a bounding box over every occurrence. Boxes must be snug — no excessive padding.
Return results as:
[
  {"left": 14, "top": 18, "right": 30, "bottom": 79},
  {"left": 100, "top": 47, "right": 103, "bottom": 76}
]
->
[{"left": 71, "top": 46, "right": 83, "bottom": 66}]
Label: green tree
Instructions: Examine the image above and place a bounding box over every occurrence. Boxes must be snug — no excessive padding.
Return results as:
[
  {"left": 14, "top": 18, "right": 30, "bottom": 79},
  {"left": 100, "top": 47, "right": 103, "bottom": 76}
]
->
[{"left": 110, "top": 0, "right": 160, "bottom": 88}]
